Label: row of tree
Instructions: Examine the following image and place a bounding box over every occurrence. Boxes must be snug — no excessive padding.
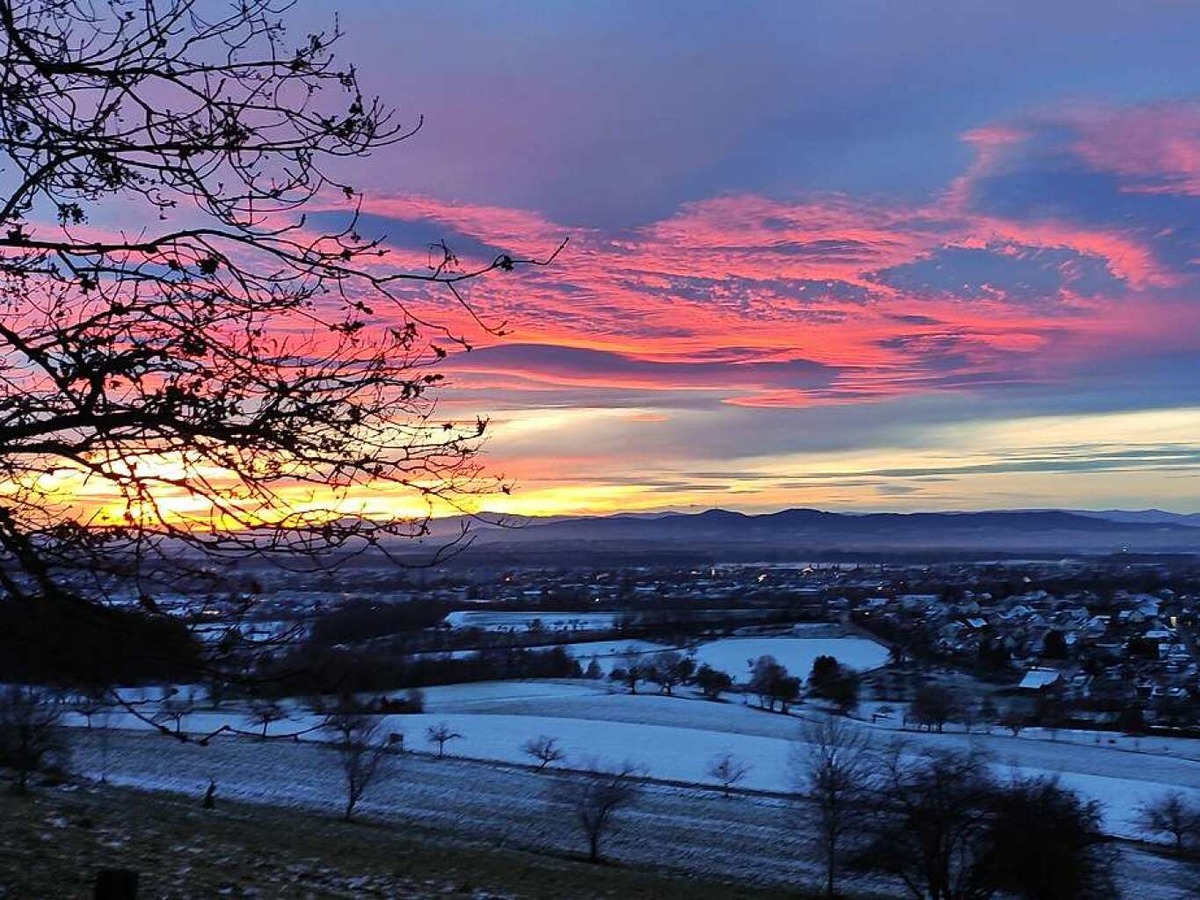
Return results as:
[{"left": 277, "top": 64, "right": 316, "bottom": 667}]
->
[{"left": 796, "top": 717, "right": 1114, "bottom": 899}]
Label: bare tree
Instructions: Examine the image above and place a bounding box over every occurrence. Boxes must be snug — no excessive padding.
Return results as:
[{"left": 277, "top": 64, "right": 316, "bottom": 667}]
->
[
  {"left": 94, "top": 707, "right": 114, "bottom": 784},
  {"left": 841, "top": 748, "right": 1112, "bottom": 899},
  {"left": 425, "top": 722, "right": 462, "bottom": 759},
  {"left": 0, "top": 0, "right": 560, "bottom": 683},
  {"left": 0, "top": 685, "right": 67, "bottom": 793},
  {"left": 554, "top": 761, "right": 642, "bottom": 863},
  {"left": 795, "top": 716, "right": 873, "bottom": 897},
  {"left": 246, "top": 698, "right": 288, "bottom": 740},
  {"left": 75, "top": 687, "right": 108, "bottom": 730},
  {"left": 522, "top": 734, "right": 565, "bottom": 770},
  {"left": 1000, "top": 710, "right": 1025, "bottom": 738},
  {"left": 909, "top": 684, "right": 960, "bottom": 733},
  {"left": 1135, "top": 791, "right": 1200, "bottom": 853},
  {"left": 978, "top": 696, "right": 999, "bottom": 733},
  {"left": 853, "top": 746, "right": 996, "bottom": 900},
  {"left": 646, "top": 651, "right": 693, "bottom": 696},
  {"left": 152, "top": 691, "right": 193, "bottom": 737},
  {"left": 615, "top": 651, "right": 646, "bottom": 695},
  {"left": 975, "top": 773, "right": 1115, "bottom": 900},
  {"left": 325, "top": 713, "right": 388, "bottom": 821},
  {"left": 707, "top": 751, "right": 752, "bottom": 798}
]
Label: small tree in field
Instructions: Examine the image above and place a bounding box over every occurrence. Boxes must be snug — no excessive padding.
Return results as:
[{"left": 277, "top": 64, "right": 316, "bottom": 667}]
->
[
  {"left": 707, "top": 751, "right": 752, "bottom": 797},
  {"left": 522, "top": 735, "right": 566, "bottom": 770},
  {"left": 796, "top": 716, "right": 872, "bottom": 898},
  {"left": 152, "top": 691, "right": 193, "bottom": 737},
  {"left": 246, "top": 698, "right": 288, "bottom": 740},
  {"left": 326, "top": 713, "right": 388, "bottom": 821},
  {"left": 1135, "top": 791, "right": 1200, "bottom": 852},
  {"left": 695, "top": 664, "right": 734, "bottom": 701},
  {"left": 646, "top": 651, "right": 693, "bottom": 696},
  {"left": 909, "top": 683, "right": 959, "bottom": 732},
  {"left": 76, "top": 688, "right": 108, "bottom": 730},
  {"left": 853, "top": 747, "right": 995, "bottom": 898},
  {"left": 426, "top": 722, "right": 462, "bottom": 759},
  {"left": 617, "top": 651, "right": 646, "bottom": 694},
  {"left": 1000, "top": 710, "right": 1025, "bottom": 737},
  {"left": 749, "top": 655, "right": 800, "bottom": 712},
  {"left": 977, "top": 774, "right": 1115, "bottom": 899},
  {"left": 555, "top": 762, "right": 642, "bottom": 863},
  {"left": 0, "top": 685, "right": 67, "bottom": 794},
  {"left": 979, "top": 696, "right": 999, "bottom": 733}
]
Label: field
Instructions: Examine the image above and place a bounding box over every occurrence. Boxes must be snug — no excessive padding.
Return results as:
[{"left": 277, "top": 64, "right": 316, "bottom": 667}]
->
[
  {"left": 42, "top": 633, "right": 1200, "bottom": 896},
  {"left": 56, "top": 699, "right": 1195, "bottom": 898},
  {"left": 689, "top": 636, "right": 889, "bottom": 681},
  {"left": 75, "top": 672, "right": 1200, "bottom": 840},
  {"left": 409, "top": 633, "right": 890, "bottom": 682},
  {"left": 442, "top": 611, "right": 621, "bottom": 632}
]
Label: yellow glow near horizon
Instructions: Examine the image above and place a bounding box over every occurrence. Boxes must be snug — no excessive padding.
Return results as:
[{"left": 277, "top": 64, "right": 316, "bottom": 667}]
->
[
  {"left": 11, "top": 405, "right": 1200, "bottom": 528},
  {"left": 465, "top": 405, "right": 1200, "bottom": 516}
]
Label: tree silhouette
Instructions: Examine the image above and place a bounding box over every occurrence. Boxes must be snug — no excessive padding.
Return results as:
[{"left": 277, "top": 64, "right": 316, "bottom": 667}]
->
[
  {"left": 0, "top": 684, "right": 67, "bottom": 793},
  {"left": 1135, "top": 791, "right": 1200, "bottom": 853},
  {"left": 425, "top": 722, "right": 461, "bottom": 759},
  {"left": 522, "top": 734, "right": 566, "bottom": 770},
  {"left": 326, "top": 711, "right": 389, "bottom": 821},
  {"left": 0, "top": 0, "right": 561, "bottom": 681},
  {"left": 795, "top": 715, "right": 872, "bottom": 898},
  {"left": 554, "top": 761, "right": 642, "bottom": 863},
  {"left": 707, "top": 750, "right": 751, "bottom": 798}
]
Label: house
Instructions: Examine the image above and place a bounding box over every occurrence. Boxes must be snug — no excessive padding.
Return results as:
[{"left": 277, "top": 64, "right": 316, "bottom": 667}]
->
[{"left": 1018, "top": 667, "right": 1063, "bottom": 691}]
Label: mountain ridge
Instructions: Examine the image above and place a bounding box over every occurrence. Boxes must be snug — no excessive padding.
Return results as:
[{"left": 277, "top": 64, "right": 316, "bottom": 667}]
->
[{"left": 427, "top": 506, "right": 1200, "bottom": 556}]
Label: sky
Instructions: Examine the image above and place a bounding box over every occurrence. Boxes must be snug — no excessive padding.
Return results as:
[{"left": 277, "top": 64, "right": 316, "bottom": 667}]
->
[{"left": 292, "top": 0, "right": 1200, "bottom": 515}]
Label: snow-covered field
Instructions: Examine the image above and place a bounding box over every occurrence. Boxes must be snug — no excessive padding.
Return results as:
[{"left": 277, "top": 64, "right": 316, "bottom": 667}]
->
[
  {"left": 72, "top": 674, "right": 1200, "bottom": 844},
  {"left": 408, "top": 633, "right": 890, "bottom": 682},
  {"left": 65, "top": 705, "right": 1195, "bottom": 897},
  {"left": 442, "top": 610, "right": 619, "bottom": 632},
  {"left": 561, "top": 638, "right": 675, "bottom": 670},
  {"left": 690, "top": 636, "right": 889, "bottom": 680},
  {"left": 408, "top": 639, "right": 676, "bottom": 672}
]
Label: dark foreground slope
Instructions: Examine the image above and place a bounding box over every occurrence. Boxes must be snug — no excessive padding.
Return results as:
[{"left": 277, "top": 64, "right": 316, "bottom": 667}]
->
[{"left": 0, "top": 781, "right": 793, "bottom": 900}]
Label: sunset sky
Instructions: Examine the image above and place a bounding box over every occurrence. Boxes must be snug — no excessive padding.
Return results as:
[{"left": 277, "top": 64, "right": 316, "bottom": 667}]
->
[{"left": 297, "top": 1, "right": 1200, "bottom": 515}]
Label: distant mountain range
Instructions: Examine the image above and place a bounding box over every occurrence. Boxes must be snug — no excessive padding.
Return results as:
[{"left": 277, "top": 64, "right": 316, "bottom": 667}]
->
[
  {"left": 1074, "top": 509, "right": 1200, "bottom": 527},
  {"left": 419, "top": 507, "right": 1200, "bottom": 559}
]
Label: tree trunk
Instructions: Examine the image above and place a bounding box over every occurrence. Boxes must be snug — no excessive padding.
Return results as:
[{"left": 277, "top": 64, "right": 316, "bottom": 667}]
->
[
  {"left": 825, "top": 835, "right": 836, "bottom": 897},
  {"left": 94, "top": 869, "right": 139, "bottom": 899}
]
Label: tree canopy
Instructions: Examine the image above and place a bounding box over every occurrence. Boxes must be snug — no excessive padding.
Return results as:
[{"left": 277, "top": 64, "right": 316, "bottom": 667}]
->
[{"left": 0, "top": 0, "right": 559, "bottom": 653}]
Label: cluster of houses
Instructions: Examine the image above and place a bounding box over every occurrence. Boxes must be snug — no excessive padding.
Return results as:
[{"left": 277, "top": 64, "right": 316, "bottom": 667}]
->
[{"left": 843, "top": 582, "right": 1200, "bottom": 728}]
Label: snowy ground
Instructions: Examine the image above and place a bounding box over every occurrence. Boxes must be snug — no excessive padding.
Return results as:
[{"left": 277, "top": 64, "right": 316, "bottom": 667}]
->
[
  {"left": 560, "top": 638, "right": 676, "bottom": 670},
  {"left": 408, "top": 639, "right": 678, "bottom": 672},
  {"left": 68, "top": 727, "right": 1193, "bottom": 898},
  {"left": 406, "top": 634, "right": 889, "bottom": 679},
  {"left": 73, "top": 675, "right": 1200, "bottom": 842},
  {"left": 442, "top": 610, "right": 619, "bottom": 632},
  {"left": 689, "top": 636, "right": 889, "bottom": 680}
]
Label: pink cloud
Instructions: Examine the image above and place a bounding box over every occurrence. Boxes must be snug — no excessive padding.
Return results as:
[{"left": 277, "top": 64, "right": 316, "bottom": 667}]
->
[
  {"left": 290, "top": 106, "right": 1200, "bottom": 410},
  {"left": 1068, "top": 101, "right": 1200, "bottom": 196}
]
